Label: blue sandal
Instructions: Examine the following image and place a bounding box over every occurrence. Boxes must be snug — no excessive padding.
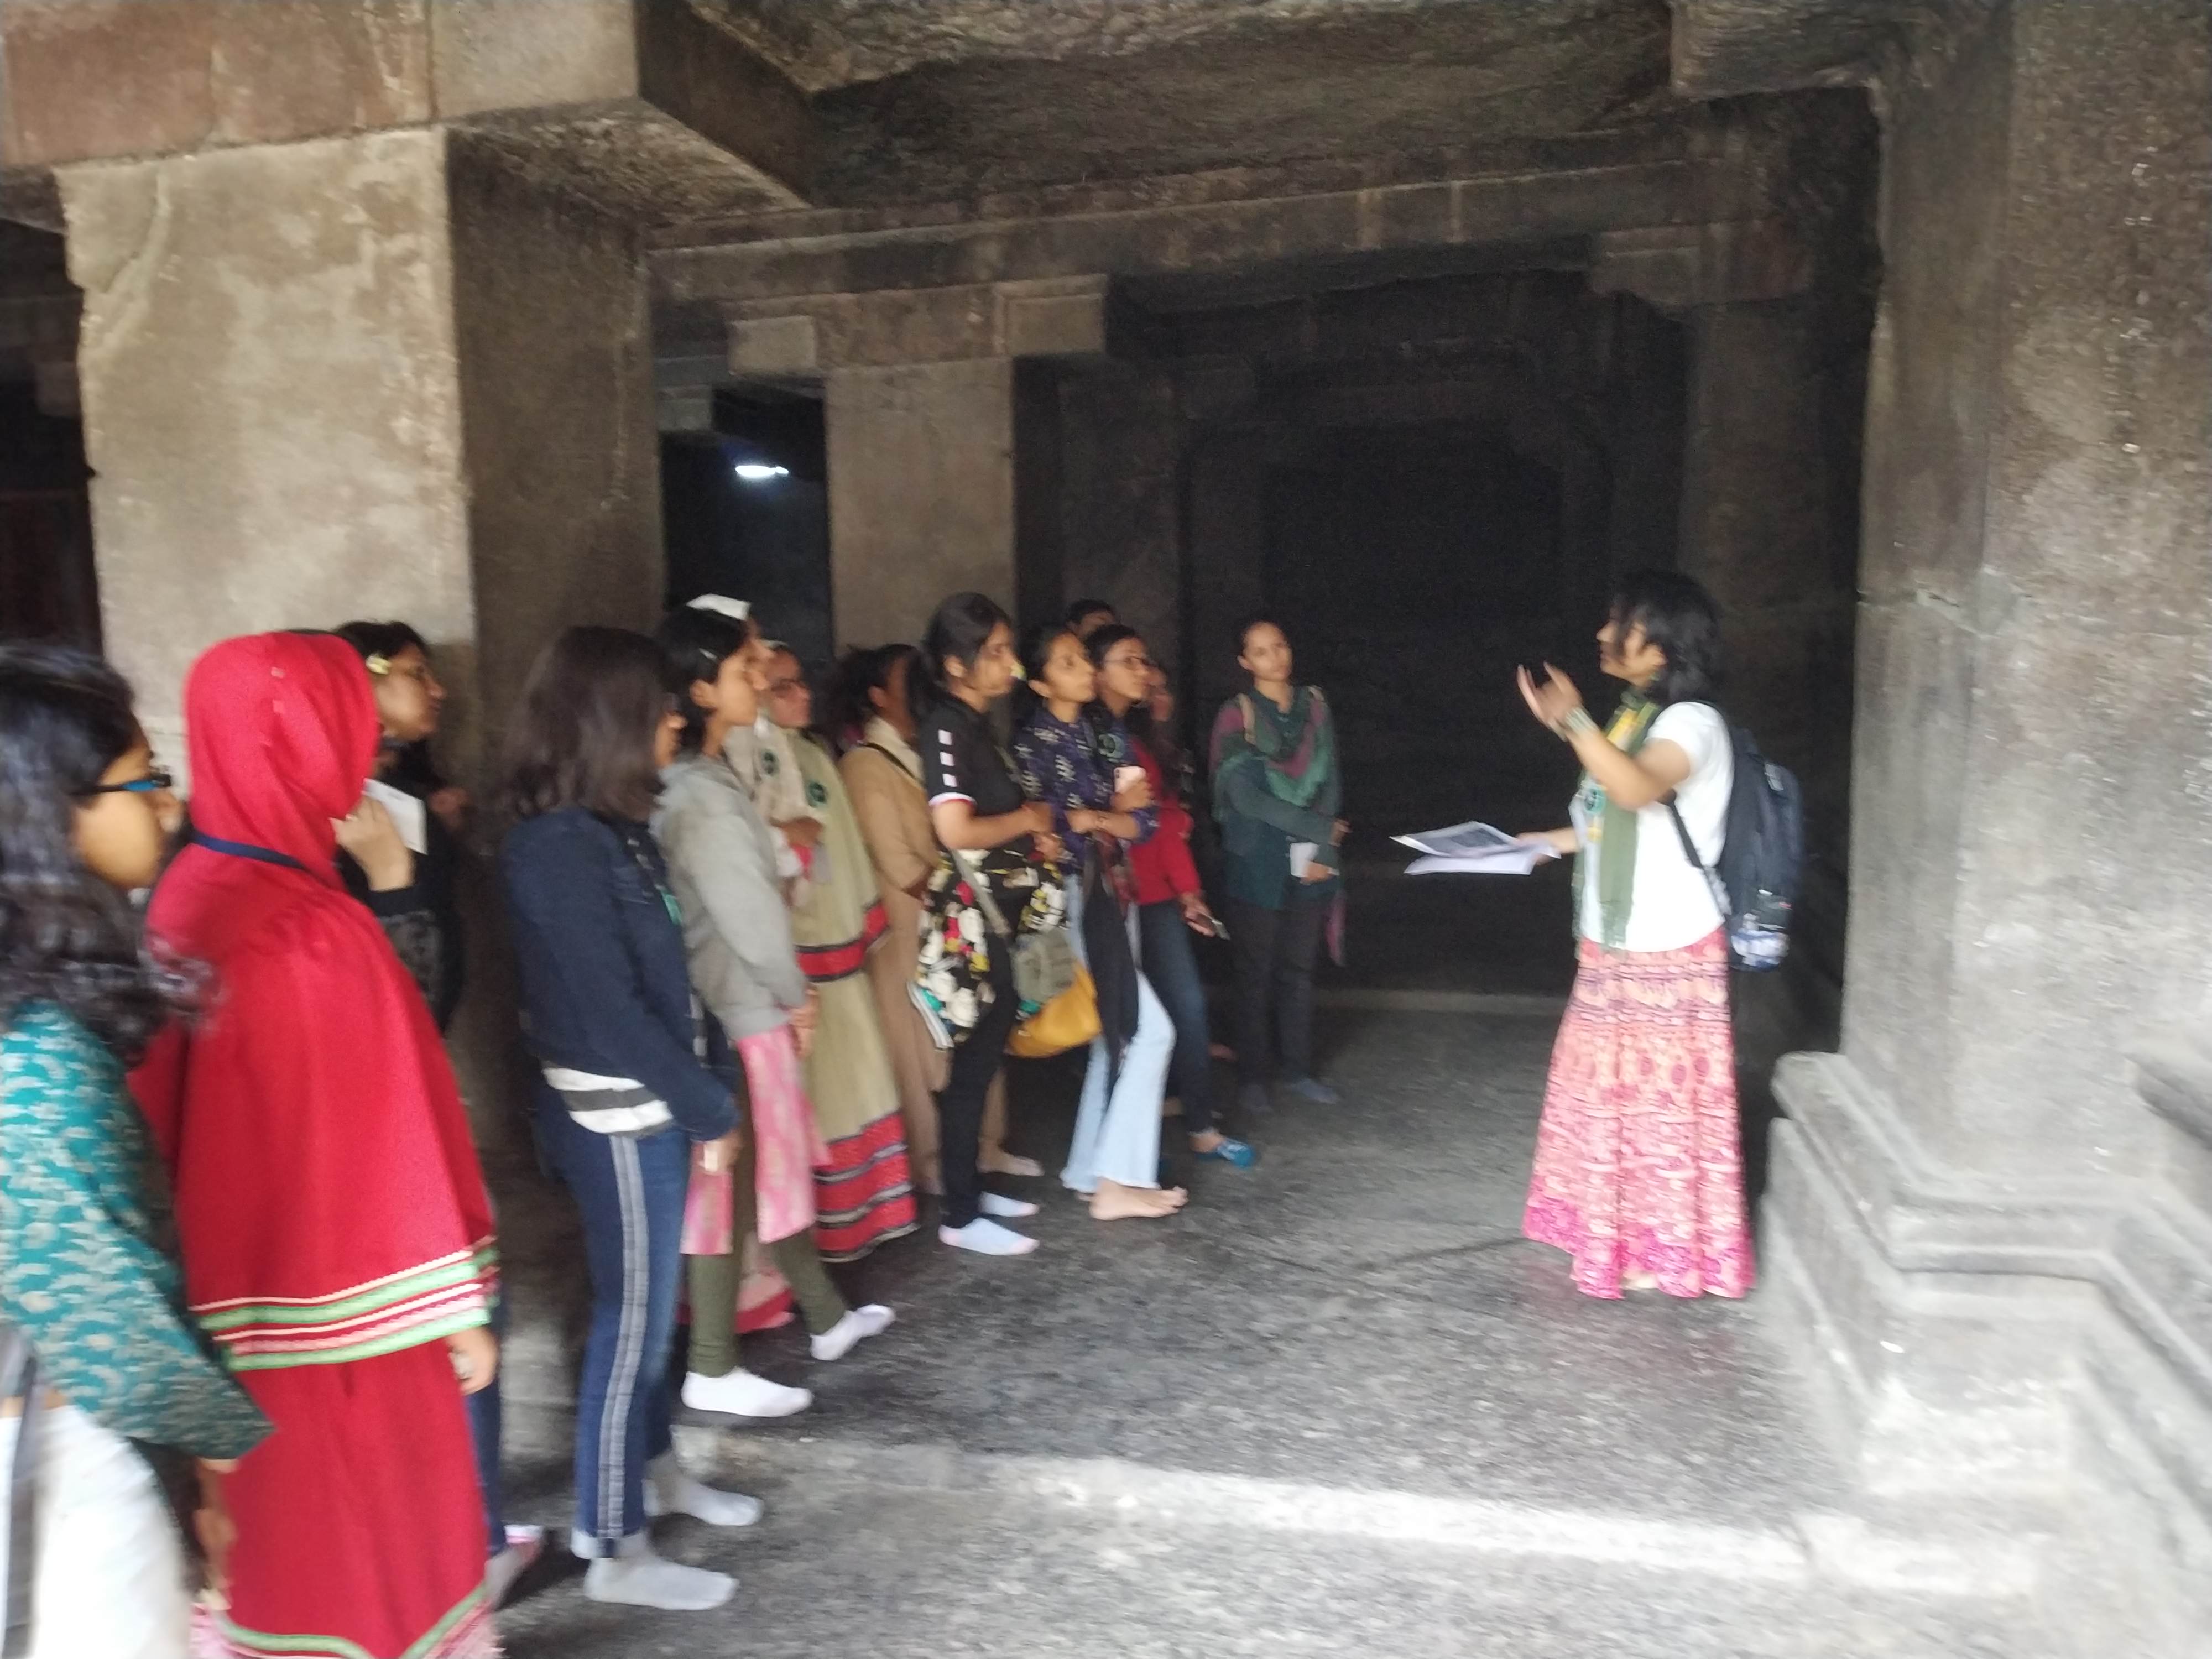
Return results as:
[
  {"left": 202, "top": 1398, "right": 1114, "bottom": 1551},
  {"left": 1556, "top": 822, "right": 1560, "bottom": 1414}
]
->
[{"left": 1193, "top": 1136, "right": 1258, "bottom": 1168}]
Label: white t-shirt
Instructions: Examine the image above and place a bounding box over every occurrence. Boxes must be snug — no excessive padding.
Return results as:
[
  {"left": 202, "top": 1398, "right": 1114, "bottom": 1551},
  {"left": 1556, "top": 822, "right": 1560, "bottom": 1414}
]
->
[{"left": 1575, "top": 701, "right": 1733, "bottom": 953}]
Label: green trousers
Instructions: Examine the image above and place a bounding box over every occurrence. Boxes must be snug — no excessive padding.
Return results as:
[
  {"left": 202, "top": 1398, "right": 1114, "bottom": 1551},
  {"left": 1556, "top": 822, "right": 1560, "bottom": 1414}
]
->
[{"left": 687, "top": 1139, "right": 847, "bottom": 1378}]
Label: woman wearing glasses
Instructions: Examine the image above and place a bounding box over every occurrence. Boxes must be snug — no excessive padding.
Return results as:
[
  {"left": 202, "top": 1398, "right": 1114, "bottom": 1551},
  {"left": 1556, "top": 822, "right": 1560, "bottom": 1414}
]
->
[
  {"left": 330, "top": 622, "right": 467, "bottom": 1031},
  {"left": 0, "top": 644, "right": 267, "bottom": 1659},
  {"left": 1087, "top": 627, "right": 1254, "bottom": 1170}
]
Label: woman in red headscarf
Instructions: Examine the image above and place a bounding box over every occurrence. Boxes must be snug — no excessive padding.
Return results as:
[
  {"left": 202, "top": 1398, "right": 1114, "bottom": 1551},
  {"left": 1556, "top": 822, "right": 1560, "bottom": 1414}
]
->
[{"left": 132, "top": 633, "right": 500, "bottom": 1659}]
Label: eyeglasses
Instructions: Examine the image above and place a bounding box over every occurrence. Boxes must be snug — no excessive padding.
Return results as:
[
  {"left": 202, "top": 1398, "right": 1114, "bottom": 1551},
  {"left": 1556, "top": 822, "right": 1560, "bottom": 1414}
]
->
[
  {"left": 768, "top": 678, "right": 807, "bottom": 697},
  {"left": 80, "top": 769, "right": 174, "bottom": 797},
  {"left": 1107, "top": 654, "right": 1155, "bottom": 672}
]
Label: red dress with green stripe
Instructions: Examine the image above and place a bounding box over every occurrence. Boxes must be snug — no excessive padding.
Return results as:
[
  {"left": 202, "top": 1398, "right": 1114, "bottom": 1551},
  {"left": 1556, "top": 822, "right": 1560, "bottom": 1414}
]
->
[{"left": 134, "top": 634, "right": 499, "bottom": 1659}]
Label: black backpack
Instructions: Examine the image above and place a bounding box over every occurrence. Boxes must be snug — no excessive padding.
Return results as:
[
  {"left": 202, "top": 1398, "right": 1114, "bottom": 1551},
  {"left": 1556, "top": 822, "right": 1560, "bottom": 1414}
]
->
[{"left": 1666, "top": 719, "right": 1803, "bottom": 973}]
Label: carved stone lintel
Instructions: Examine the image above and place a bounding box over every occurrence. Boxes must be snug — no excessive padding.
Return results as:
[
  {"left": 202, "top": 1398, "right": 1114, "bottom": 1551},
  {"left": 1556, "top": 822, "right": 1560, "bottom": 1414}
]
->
[
  {"left": 726, "top": 276, "right": 1108, "bottom": 372},
  {"left": 1668, "top": 0, "right": 1895, "bottom": 98},
  {"left": 655, "top": 383, "right": 716, "bottom": 434},
  {"left": 1588, "top": 218, "right": 1813, "bottom": 312}
]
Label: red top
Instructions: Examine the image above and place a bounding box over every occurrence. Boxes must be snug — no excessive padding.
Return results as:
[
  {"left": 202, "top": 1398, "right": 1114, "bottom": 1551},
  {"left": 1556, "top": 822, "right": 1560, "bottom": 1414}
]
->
[
  {"left": 133, "top": 633, "right": 495, "bottom": 1372},
  {"left": 1128, "top": 737, "right": 1202, "bottom": 906}
]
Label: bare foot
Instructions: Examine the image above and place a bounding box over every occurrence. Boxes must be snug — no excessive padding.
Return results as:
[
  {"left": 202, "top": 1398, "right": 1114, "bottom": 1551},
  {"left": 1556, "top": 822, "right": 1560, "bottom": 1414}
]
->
[
  {"left": 1089, "top": 1179, "right": 1185, "bottom": 1221},
  {"left": 1190, "top": 1130, "right": 1225, "bottom": 1154},
  {"left": 980, "top": 1150, "right": 1044, "bottom": 1179}
]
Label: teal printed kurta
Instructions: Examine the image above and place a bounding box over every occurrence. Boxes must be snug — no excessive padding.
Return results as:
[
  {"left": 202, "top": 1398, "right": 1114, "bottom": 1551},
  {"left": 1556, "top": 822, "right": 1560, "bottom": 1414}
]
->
[{"left": 0, "top": 1003, "right": 267, "bottom": 1459}]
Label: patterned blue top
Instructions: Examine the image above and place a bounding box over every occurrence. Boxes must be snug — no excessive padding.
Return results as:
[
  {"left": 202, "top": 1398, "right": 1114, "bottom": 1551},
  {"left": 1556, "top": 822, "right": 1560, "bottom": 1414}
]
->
[
  {"left": 0, "top": 1003, "right": 267, "bottom": 1459},
  {"left": 1013, "top": 706, "right": 1159, "bottom": 877}
]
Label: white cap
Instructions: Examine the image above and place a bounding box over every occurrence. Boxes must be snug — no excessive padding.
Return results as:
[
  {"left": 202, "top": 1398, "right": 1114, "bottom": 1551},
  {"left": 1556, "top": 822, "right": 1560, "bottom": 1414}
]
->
[{"left": 686, "top": 594, "right": 750, "bottom": 621}]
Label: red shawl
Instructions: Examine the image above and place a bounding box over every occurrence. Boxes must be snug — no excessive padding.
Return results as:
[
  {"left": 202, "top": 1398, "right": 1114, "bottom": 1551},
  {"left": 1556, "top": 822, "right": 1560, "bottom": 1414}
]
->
[{"left": 132, "top": 634, "right": 495, "bottom": 1371}]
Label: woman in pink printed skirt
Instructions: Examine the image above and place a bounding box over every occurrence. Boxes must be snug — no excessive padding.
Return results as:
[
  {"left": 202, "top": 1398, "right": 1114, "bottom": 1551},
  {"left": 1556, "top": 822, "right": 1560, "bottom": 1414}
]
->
[{"left": 1513, "top": 571, "right": 1754, "bottom": 1300}]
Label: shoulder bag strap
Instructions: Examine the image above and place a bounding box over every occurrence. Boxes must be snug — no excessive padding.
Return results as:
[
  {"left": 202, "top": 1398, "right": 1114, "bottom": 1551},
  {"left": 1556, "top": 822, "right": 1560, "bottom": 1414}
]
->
[
  {"left": 1665, "top": 797, "right": 1731, "bottom": 917},
  {"left": 947, "top": 847, "right": 1014, "bottom": 940}
]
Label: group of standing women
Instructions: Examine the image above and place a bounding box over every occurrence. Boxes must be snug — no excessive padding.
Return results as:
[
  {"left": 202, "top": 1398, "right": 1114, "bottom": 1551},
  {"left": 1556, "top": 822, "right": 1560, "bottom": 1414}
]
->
[{"left": 0, "top": 559, "right": 1754, "bottom": 1659}]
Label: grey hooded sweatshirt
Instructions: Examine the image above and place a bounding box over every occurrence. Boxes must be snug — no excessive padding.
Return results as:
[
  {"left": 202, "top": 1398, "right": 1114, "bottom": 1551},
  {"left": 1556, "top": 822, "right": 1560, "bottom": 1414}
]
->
[{"left": 654, "top": 750, "right": 810, "bottom": 1040}]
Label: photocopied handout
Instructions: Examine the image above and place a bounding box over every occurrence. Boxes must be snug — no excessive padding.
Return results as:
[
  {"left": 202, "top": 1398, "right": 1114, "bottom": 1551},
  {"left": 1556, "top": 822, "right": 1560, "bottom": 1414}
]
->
[
  {"left": 1404, "top": 846, "right": 1554, "bottom": 876},
  {"left": 1392, "top": 819, "right": 1522, "bottom": 858},
  {"left": 1394, "top": 818, "right": 1558, "bottom": 875}
]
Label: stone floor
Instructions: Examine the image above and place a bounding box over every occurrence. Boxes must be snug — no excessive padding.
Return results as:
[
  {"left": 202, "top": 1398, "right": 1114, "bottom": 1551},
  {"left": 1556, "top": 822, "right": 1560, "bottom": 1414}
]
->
[{"left": 493, "top": 906, "right": 2056, "bottom": 1657}]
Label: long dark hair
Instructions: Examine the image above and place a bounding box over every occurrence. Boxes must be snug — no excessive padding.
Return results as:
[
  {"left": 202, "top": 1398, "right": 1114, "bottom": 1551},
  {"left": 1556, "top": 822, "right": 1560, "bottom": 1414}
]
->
[
  {"left": 333, "top": 619, "right": 446, "bottom": 795},
  {"left": 917, "top": 592, "right": 1011, "bottom": 714},
  {"left": 0, "top": 643, "right": 195, "bottom": 1062},
  {"left": 499, "top": 627, "right": 674, "bottom": 822},
  {"left": 1608, "top": 570, "right": 1722, "bottom": 706},
  {"left": 822, "top": 643, "right": 920, "bottom": 750},
  {"left": 652, "top": 606, "right": 755, "bottom": 756}
]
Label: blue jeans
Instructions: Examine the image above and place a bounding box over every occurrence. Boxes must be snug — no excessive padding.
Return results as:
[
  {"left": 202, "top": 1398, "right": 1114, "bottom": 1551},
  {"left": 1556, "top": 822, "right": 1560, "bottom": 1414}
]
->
[
  {"left": 468, "top": 1289, "right": 510, "bottom": 1556},
  {"left": 1137, "top": 900, "right": 1217, "bottom": 1137},
  {"left": 535, "top": 1097, "right": 689, "bottom": 1557}
]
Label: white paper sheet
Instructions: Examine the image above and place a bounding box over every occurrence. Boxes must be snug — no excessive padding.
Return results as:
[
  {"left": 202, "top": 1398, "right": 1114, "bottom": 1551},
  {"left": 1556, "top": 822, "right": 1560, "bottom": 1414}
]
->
[
  {"left": 1404, "top": 843, "right": 1555, "bottom": 877},
  {"left": 1391, "top": 819, "right": 1522, "bottom": 858},
  {"left": 1288, "top": 841, "right": 1319, "bottom": 878},
  {"left": 362, "top": 778, "right": 428, "bottom": 855}
]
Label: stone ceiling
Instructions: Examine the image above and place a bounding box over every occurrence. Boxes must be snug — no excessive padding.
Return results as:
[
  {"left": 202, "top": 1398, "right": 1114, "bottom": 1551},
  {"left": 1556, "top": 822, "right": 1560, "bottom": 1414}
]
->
[{"left": 697, "top": 0, "right": 1677, "bottom": 206}]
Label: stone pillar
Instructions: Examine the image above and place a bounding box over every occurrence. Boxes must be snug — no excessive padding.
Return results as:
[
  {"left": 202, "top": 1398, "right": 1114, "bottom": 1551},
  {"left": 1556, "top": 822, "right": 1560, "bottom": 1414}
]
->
[
  {"left": 1676, "top": 297, "right": 1860, "bottom": 977},
  {"left": 61, "top": 126, "right": 663, "bottom": 1417},
  {"left": 1765, "top": 1, "right": 2212, "bottom": 1631},
  {"left": 728, "top": 278, "right": 1109, "bottom": 648},
  {"left": 825, "top": 358, "right": 1018, "bottom": 647},
  {"left": 62, "top": 128, "right": 660, "bottom": 785},
  {"left": 64, "top": 131, "right": 477, "bottom": 770}
]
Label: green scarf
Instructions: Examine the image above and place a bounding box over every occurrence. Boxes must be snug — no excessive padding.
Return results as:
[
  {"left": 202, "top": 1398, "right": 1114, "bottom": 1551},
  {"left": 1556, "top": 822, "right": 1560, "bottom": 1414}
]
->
[{"left": 1572, "top": 691, "right": 1663, "bottom": 949}]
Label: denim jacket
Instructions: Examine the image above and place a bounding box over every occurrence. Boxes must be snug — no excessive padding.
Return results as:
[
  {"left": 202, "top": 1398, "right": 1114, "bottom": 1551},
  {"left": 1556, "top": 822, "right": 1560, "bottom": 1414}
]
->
[{"left": 500, "top": 808, "right": 737, "bottom": 1139}]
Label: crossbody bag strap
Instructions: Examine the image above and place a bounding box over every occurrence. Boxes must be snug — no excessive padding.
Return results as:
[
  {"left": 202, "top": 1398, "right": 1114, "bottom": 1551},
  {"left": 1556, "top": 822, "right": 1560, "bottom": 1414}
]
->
[
  {"left": 948, "top": 847, "right": 1014, "bottom": 941},
  {"left": 858, "top": 740, "right": 921, "bottom": 785}
]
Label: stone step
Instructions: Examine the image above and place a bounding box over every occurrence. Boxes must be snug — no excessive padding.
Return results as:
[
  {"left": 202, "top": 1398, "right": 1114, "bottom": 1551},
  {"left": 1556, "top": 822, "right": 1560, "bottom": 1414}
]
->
[{"left": 493, "top": 1428, "right": 2060, "bottom": 1659}]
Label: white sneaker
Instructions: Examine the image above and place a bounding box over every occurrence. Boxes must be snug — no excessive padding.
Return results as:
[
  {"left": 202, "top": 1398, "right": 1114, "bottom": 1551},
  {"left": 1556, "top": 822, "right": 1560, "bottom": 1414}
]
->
[
  {"left": 940, "top": 1218, "right": 1039, "bottom": 1256},
  {"left": 680, "top": 1367, "right": 812, "bottom": 1418},
  {"left": 583, "top": 1547, "right": 734, "bottom": 1611},
  {"left": 810, "top": 1304, "right": 895, "bottom": 1362},
  {"left": 646, "top": 1454, "right": 765, "bottom": 1528},
  {"left": 980, "top": 1193, "right": 1040, "bottom": 1220}
]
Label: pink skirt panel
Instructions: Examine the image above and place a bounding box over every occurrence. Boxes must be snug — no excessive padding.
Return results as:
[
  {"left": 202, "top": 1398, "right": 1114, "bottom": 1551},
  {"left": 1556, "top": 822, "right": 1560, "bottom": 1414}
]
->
[{"left": 1523, "top": 930, "right": 1755, "bottom": 1300}]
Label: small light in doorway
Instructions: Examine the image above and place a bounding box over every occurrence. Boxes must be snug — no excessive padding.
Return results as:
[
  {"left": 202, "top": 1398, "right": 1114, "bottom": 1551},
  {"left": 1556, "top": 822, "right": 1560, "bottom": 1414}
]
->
[{"left": 733, "top": 462, "right": 790, "bottom": 483}]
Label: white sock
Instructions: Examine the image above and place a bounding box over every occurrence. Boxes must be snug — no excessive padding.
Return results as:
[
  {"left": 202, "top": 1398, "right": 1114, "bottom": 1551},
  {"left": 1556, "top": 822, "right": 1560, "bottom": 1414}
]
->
[
  {"left": 939, "top": 1217, "right": 1039, "bottom": 1256},
  {"left": 680, "top": 1367, "right": 812, "bottom": 1418},
  {"left": 647, "top": 1453, "right": 765, "bottom": 1528},
  {"left": 810, "top": 1303, "right": 895, "bottom": 1362},
  {"left": 584, "top": 1548, "right": 735, "bottom": 1612},
  {"left": 979, "top": 1192, "right": 1040, "bottom": 1220}
]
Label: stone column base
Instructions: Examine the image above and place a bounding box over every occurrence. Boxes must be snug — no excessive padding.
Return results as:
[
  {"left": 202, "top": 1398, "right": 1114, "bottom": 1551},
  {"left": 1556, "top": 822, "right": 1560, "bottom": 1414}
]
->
[{"left": 1765, "top": 1051, "right": 2212, "bottom": 1653}]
